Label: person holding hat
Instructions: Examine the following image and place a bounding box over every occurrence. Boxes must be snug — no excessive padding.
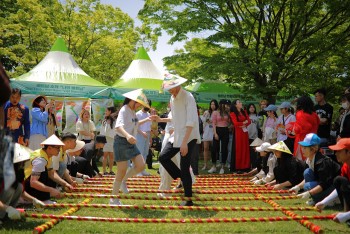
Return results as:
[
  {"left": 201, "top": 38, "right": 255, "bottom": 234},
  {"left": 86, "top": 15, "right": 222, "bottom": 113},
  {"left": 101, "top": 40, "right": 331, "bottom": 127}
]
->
[
  {"left": 315, "top": 138, "right": 350, "bottom": 224},
  {"left": 289, "top": 133, "right": 340, "bottom": 205},
  {"left": 110, "top": 89, "right": 151, "bottom": 206},
  {"left": 262, "top": 104, "right": 278, "bottom": 144},
  {"left": 29, "top": 96, "right": 51, "bottom": 150},
  {"left": 152, "top": 74, "right": 200, "bottom": 206},
  {"left": 24, "top": 135, "right": 73, "bottom": 204},
  {"left": 266, "top": 141, "right": 305, "bottom": 190}
]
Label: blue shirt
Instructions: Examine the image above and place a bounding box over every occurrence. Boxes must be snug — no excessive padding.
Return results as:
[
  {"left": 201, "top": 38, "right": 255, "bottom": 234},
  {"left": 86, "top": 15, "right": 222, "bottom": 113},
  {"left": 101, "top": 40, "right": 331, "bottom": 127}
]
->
[{"left": 30, "top": 107, "right": 48, "bottom": 137}]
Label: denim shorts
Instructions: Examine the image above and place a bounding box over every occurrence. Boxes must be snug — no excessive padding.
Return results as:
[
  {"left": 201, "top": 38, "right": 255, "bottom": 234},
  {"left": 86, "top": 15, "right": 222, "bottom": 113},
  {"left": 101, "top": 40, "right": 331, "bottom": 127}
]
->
[{"left": 113, "top": 135, "right": 140, "bottom": 162}]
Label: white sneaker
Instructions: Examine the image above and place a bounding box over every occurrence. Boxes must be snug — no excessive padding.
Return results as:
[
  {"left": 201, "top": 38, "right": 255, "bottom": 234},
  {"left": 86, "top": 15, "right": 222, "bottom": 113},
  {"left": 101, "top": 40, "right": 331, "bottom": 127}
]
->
[
  {"left": 191, "top": 174, "right": 196, "bottom": 185},
  {"left": 201, "top": 165, "right": 208, "bottom": 171},
  {"left": 219, "top": 168, "right": 225, "bottom": 174},
  {"left": 306, "top": 200, "right": 315, "bottom": 206},
  {"left": 43, "top": 200, "right": 57, "bottom": 205},
  {"left": 120, "top": 181, "right": 129, "bottom": 194},
  {"left": 157, "top": 193, "right": 172, "bottom": 198},
  {"left": 208, "top": 166, "right": 216, "bottom": 173},
  {"left": 329, "top": 197, "right": 341, "bottom": 207},
  {"left": 109, "top": 198, "right": 122, "bottom": 205}
]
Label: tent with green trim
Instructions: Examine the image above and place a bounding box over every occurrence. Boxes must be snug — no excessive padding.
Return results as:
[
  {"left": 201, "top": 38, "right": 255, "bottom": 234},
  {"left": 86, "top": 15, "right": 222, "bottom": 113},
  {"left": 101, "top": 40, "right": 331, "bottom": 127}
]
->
[
  {"left": 112, "top": 47, "right": 170, "bottom": 102},
  {"left": 11, "top": 37, "right": 109, "bottom": 98}
]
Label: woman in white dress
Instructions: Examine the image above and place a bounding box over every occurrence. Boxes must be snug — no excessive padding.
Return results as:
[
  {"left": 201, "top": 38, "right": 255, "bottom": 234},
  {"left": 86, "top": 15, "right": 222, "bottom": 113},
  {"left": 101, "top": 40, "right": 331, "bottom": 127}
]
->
[{"left": 201, "top": 99, "right": 218, "bottom": 170}]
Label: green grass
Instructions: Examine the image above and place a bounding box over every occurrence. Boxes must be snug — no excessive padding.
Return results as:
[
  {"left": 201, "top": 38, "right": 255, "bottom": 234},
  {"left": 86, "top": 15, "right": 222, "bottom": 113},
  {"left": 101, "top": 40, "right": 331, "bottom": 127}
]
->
[{"left": 1, "top": 161, "right": 349, "bottom": 233}]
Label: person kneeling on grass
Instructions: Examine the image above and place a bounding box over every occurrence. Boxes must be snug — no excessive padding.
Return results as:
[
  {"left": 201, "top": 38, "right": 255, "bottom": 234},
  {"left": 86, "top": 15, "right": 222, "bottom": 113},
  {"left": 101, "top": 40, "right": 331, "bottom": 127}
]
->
[
  {"left": 289, "top": 133, "right": 341, "bottom": 206},
  {"left": 266, "top": 141, "right": 306, "bottom": 190},
  {"left": 24, "top": 135, "right": 74, "bottom": 204},
  {"left": 252, "top": 142, "right": 276, "bottom": 185},
  {"left": 315, "top": 138, "right": 350, "bottom": 226}
]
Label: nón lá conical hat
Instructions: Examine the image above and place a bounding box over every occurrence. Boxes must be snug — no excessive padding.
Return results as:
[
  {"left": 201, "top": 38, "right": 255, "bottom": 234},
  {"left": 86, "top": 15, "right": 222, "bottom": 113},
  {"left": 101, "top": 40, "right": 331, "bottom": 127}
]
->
[
  {"left": 13, "top": 143, "right": 32, "bottom": 163},
  {"left": 268, "top": 141, "right": 292, "bottom": 155},
  {"left": 250, "top": 138, "right": 263, "bottom": 147},
  {"left": 122, "top": 88, "right": 150, "bottom": 109},
  {"left": 41, "top": 134, "right": 65, "bottom": 146},
  {"left": 162, "top": 73, "right": 187, "bottom": 91}
]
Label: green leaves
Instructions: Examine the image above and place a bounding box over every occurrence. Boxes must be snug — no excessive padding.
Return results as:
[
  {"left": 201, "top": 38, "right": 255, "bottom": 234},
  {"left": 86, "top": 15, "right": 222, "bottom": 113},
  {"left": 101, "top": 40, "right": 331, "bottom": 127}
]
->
[{"left": 140, "top": 0, "right": 350, "bottom": 103}]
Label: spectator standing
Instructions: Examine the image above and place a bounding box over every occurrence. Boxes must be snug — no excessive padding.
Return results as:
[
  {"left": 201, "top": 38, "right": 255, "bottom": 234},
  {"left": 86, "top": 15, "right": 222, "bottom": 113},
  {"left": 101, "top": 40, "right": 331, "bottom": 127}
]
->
[
  {"left": 201, "top": 99, "right": 218, "bottom": 170},
  {"left": 339, "top": 93, "right": 350, "bottom": 138},
  {"left": 276, "top": 102, "right": 296, "bottom": 153},
  {"left": 247, "top": 103, "right": 258, "bottom": 169},
  {"left": 209, "top": 99, "right": 231, "bottom": 174},
  {"left": 314, "top": 88, "right": 333, "bottom": 146},
  {"left": 230, "top": 99, "right": 251, "bottom": 173},
  {"left": 76, "top": 109, "right": 96, "bottom": 144},
  {"left": 29, "top": 96, "right": 50, "bottom": 150},
  {"left": 3, "top": 88, "right": 30, "bottom": 146}
]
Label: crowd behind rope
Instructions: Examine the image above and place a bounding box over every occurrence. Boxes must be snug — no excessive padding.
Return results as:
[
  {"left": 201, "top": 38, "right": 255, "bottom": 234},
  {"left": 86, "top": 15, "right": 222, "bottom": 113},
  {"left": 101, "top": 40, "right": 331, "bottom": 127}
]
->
[{"left": 0, "top": 63, "right": 349, "bottom": 226}]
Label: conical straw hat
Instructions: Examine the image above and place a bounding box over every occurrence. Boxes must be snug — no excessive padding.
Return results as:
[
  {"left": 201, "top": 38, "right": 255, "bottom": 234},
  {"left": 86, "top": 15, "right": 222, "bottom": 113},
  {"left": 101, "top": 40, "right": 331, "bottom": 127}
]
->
[
  {"left": 13, "top": 143, "right": 32, "bottom": 163},
  {"left": 122, "top": 88, "right": 150, "bottom": 109},
  {"left": 268, "top": 141, "right": 292, "bottom": 155},
  {"left": 41, "top": 134, "right": 65, "bottom": 146},
  {"left": 250, "top": 138, "right": 263, "bottom": 147},
  {"left": 162, "top": 73, "right": 187, "bottom": 91}
]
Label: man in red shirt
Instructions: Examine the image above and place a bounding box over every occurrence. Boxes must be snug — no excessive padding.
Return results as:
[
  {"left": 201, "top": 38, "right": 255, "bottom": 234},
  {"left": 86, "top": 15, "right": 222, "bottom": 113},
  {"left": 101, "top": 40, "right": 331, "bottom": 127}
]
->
[{"left": 316, "top": 138, "right": 350, "bottom": 224}]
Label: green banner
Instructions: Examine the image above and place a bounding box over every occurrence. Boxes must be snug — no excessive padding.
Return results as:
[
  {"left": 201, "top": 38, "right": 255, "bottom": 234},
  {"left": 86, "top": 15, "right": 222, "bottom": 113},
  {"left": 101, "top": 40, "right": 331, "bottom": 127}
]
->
[{"left": 10, "top": 81, "right": 110, "bottom": 99}]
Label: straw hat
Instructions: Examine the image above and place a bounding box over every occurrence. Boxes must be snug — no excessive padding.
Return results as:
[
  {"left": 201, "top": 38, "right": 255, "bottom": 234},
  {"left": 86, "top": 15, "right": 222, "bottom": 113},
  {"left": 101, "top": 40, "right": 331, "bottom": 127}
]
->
[
  {"left": 122, "top": 89, "right": 150, "bottom": 109},
  {"left": 161, "top": 73, "right": 187, "bottom": 91},
  {"left": 268, "top": 141, "right": 292, "bottom": 155},
  {"left": 250, "top": 138, "right": 263, "bottom": 147},
  {"left": 13, "top": 143, "right": 32, "bottom": 163},
  {"left": 41, "top": 134, "right": 65, "bottom": 146},
  {"left": 66, "top": 140, "right": 85, "bottom": 153}
]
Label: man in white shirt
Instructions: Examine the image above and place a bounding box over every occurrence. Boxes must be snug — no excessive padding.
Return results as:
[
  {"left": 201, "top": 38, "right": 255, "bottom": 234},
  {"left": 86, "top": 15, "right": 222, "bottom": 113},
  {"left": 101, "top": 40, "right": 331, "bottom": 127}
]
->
[
  {"left": 152, "top": 74, "right": 201, "bottom": 206},
  {"left": 136, "top": 100, "right": 152, "bottom": 176}
]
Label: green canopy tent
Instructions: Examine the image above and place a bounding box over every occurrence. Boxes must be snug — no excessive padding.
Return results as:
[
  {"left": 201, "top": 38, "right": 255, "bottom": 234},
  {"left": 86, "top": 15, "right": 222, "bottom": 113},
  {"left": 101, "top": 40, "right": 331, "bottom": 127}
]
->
[
  {"left": 11, "top": 37, "right": 109, "bottom": 98},
  {"left": 185, "top": 81, "right": 248, "bottom": 103},
  {"left": 112, "top": 47, "right": 170, "bottom": 102}
]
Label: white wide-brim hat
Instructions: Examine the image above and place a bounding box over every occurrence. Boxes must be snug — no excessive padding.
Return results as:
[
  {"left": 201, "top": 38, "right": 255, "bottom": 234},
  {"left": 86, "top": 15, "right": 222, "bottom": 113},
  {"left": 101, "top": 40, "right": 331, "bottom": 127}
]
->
[
  {"left": 13, "top": 143, "right": 32, "bottom": 163},
  {"left": 162, "top": 73, "right": 187, "bottom": 91},
  {"left": 122, "top": 88, "right": 150, "bottom": 109},
  {"left": 41, "top": 134, "right": 65, "bottom": 146},
  {"left": 256, "top": 142, "right": 272, "bottom": 152},
  {"left": 66, "top": 140, "right": 85, "bottom": 153},
  {"left": 268, "top": 141, "right": 292, "bottom": 155},
  {"left": 250, "top": 138, "right": 263, "bottom": 147}
]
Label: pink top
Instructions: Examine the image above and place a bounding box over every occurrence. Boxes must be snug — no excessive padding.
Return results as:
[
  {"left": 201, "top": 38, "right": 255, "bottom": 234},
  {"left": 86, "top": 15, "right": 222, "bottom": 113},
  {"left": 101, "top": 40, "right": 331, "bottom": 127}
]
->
[{"left": 212, "top": 111, "right": 230, "bottom": 128}]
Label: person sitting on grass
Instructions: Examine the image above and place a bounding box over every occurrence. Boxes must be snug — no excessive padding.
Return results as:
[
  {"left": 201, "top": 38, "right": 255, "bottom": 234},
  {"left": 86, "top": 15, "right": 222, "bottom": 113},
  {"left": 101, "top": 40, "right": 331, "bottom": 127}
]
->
[
  {"left": 24, "top": 135, "right": 74, "bottom": 204},
  {"left": 252, "top": 142, "right": 276, "bottom": 185},
  {"left": 289, "top": 133, "right": 341, "bottom": 206},
  {"left": 315, "top": 138, "right": 350, "bottom": 226},
  {"left": 265, "top": 141, "right": 306, "bottom": 190}
]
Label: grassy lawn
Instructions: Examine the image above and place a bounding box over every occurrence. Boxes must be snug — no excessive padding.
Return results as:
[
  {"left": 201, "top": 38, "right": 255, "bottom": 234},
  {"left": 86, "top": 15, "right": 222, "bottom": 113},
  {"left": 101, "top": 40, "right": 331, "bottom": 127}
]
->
[{"left": 1, "top": 161, "right": 349, "bottom": 233}]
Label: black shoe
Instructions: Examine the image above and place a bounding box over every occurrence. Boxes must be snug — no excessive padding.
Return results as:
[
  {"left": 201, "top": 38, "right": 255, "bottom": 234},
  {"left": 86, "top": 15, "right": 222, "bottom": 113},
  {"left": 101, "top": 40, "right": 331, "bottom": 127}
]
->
[{"left": 180, "top": 201, "right": 194, "bottom": 206}]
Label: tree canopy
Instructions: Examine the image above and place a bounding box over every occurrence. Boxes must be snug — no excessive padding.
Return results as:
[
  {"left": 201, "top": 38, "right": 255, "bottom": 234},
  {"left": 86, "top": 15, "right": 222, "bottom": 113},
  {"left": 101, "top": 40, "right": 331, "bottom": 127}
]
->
[
  {"left": 139, "top": 0, "right": 350, "bottom": 103},
  {"left": 0, "top": 0, "right": 140, "bottom": 85}
]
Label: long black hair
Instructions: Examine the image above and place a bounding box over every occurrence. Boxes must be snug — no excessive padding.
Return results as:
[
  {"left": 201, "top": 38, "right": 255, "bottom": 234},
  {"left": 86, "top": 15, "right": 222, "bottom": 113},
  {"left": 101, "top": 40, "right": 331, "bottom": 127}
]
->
[
  {"left": 103, "top": 106, "right": 117, "bottom": 129},
  {"left": 246, "top": 103, "right": 257, "bottom": 115},
  {"left": 230, "top": 99, "right": 247, "bottom": 118},
  {"left": 296, "top": 95, "right": 315, "bottom": 114},
  {"left": 208, "top": 99, "right": 219, "bottom": 116}
]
